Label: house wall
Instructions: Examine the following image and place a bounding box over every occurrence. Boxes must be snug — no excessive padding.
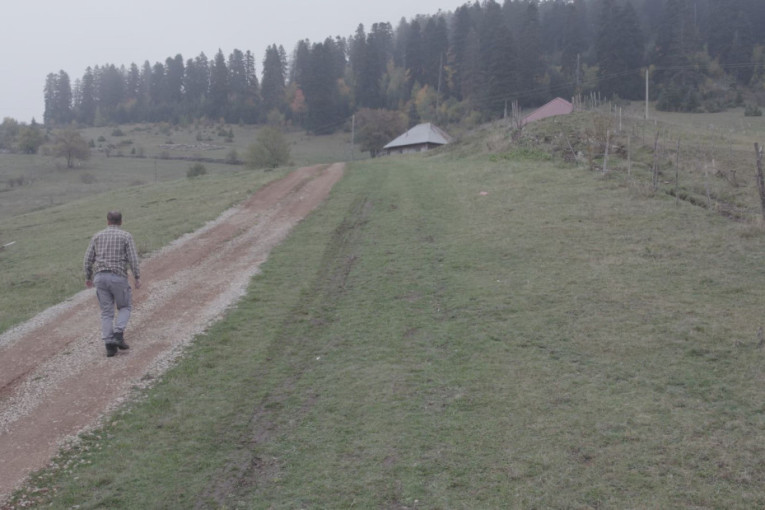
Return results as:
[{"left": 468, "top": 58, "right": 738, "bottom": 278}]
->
[{"left": 383, "top": 143, "right": 439, "bottom": 156}]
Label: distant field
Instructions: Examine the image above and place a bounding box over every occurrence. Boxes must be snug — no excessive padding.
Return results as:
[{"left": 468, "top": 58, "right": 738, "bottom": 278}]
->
[
  {"left": 0, "top": 124, "right": 359, "bottom": 218},
  {"left": 7, "top": 114, "right": 765, "bottom": 508}
]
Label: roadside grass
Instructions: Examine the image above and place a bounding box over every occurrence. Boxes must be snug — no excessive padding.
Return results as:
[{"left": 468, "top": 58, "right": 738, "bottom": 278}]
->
[
  {"left": 12, "top": 145, "right": 765, "bottom": 508},
  {"left": 0, "top": 152, "right": 242, "bottom": 218},
  {"left": 0, "top": 168, "right": 286, "bottom": 334}
]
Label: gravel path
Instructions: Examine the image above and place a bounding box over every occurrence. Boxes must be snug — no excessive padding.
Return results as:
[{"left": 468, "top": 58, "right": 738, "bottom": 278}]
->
[{"left": 0, "top": 163, "right": 345, "bottom": 503}]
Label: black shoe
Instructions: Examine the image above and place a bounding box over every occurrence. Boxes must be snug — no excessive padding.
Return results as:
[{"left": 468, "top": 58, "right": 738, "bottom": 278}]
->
[
  {"left": 106, "top": 343, "right": 118, "bottom": 357},
  {"left": 113, "top": 331, "right": 130, "bottom": 350}
]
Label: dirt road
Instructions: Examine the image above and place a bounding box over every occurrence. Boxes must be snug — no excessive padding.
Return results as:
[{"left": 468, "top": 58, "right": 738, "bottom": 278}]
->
[{"left": 0, "top": 163, "right": 345, "bottom": 503}]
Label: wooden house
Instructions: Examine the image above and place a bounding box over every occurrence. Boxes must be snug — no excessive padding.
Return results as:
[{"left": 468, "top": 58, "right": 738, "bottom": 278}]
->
[{"left": 382, "top": 123, "right": 452, "bottom": 156}]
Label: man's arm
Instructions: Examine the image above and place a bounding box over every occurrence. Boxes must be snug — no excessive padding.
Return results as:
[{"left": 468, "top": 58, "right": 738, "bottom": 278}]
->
[
  {"left": 126, "top": 233, "right": 141, "bottom": 289},
  {"left": 83, "top": 238, "right": 96, "bottom": 288}
]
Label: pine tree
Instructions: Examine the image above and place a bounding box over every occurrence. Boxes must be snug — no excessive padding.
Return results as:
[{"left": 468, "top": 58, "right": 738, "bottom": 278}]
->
[
  {"left": 78, "top": 67, "right": 96, "bottom": 125},
  {"left": 44, "top": 71, "right": 73, "bottom": 125},
  {"left": 460, "top": 27, "right": 482, "bottom": 106},
  {"left": 352, "top": 22, "right": 393, "bottom": 109},
  {"left": 404, "top": 20, "right": 424, "bottom": 89},
  {"left": 228, "top": 49, "right": 248, "bottom": 98},
  {"left": 138, "top": 61, "right": 152, "bottom": 107},
  {"left": 261, "top": 44, "right": 287, "bottom": 116},
  {"left": 709, "top": 0, "right": 754, "bottom": 84},
  {"left": 449, "top": 4, "right": 473, "bottom": 101},
  {"left": 479, "top": 0, "right": 516, "bottom": 116},
  {"left": 99, "top": 64, "right": 126, "bottom": 119},
  {"left": 653, "top": 0, "right": 703, "bottom": 110},
  {"left": 243, "top": 50, "right": 261, "bottom": 123},
  {"left": 166, "top": 54, "right": 184, "bottom": 106},
  {"left": 184, "top": 53, "right": 209, "bottom": 118},
  {"left": 422, "top": 16, "right": 448, "bottom": 91},
  {"left": 349, "top": 24, "right": 367, "bottom": 105},
  {"left": 517, "top": 1, "right": 545, "bottom": 105},
  {"left": 149, "top": 62, "right": 166, "bottom": 107},
  {"left": 43, "top": 73, "right": 57, "bottom": 125},
  {"left": 561, "top": 1, "right": 587, "bottom": 86},
  {"left": 303, "top": 38, "right": 348, "bottom": 134},
  {"left": 597, "top": 0, "right": 644, "bottom": 100},
  {"left": 208, "top": 50, "right": 229, "bottom": 119}
]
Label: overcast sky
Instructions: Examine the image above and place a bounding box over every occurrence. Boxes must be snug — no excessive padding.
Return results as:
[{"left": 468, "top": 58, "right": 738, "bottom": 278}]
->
[{"left": 0, "top": 0, "right": 462, "bottom": 123}]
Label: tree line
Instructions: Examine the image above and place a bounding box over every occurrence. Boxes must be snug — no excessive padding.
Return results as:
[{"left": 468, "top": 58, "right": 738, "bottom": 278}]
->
[{"left": 39, "top": 0, "right": 765, "bottom": 133}]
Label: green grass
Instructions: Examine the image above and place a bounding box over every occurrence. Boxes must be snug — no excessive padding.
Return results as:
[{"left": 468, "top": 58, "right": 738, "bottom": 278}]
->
[
  {"left": 0, "top": 168, "right": 287, "bottom": 334},
  {"left": 0, "top": 124, "right": 358, "bottom": 219},
  {"left": 11, "top": 143, "right": 765, "bottom": 508},
  {"left": 77, "top": 123, "right": 358, "bottom": 166}
]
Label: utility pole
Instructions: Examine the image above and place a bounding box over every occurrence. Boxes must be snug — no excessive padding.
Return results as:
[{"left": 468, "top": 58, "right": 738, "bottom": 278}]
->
[
  {"left": 645, "top": 67, "right": 650, "bottom": 120},
  {"left": 351, "top": 114, "right": 355, "bottom": 161},
  {"left": 436, "top": 53, "right": 443, "bottom": 112}
]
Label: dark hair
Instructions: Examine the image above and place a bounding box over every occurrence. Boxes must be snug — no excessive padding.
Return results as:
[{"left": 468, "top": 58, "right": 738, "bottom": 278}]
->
[{"left": 107, "top": 211, "right": 122, "bottom": 225}]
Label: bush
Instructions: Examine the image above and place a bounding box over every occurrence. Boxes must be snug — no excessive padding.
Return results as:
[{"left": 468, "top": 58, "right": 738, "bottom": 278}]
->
[
  {"left": 225, "top": 149, "right": 240, "bottom": 164},
  {"left": 246, "top": 127, "right": 290, "bottom": 169},
  {"left": 187, "top": 163, "right": 207, "bottom": 178},
  {"left": 111, "top": 128, "right": 124, "bottom": 136},
  {"left": 745, "top": 104, "right": 763, "bottom": 117},
  {"left": 80, "top": 172, "right": 97, "bottom": 184}
]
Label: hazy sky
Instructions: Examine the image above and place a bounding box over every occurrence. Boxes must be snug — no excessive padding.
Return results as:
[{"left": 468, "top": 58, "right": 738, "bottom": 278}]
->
[{"left": 1, "top": 0, "right": 462, "bottom": 123}]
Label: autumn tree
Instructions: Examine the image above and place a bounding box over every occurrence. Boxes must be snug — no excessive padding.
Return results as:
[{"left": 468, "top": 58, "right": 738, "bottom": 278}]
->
[
  {"left": 0, "top": 118, "right": 20, "bottom": 151},
  {"left": 356, "top": 108, "right": 406, "bottom": 157},
  {"left": 53, "top": 129, "right": 90, "bottom": 168},
  {"left": 17, "top": 123, "right": 45, "bottom": 154}
]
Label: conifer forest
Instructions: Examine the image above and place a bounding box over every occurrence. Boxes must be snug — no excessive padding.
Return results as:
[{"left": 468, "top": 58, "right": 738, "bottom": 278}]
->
[{"left": 41, "top": 0, "right": 765, "bottom": 132}]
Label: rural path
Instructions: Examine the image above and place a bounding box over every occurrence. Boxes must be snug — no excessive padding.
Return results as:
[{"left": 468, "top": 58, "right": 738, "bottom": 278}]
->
[{"left": 0, "top": 163, "right": 345, "bottom": 504}]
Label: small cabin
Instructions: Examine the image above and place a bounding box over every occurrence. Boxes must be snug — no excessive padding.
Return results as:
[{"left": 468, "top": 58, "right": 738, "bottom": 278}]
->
[{"left": 382, "top": 123, "right": 452, "bottom": 156}]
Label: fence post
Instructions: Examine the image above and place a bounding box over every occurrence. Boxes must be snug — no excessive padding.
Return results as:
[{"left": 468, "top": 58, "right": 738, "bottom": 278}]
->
[{"left": 755, "top": 143, "right": 765, "bottom": 221}]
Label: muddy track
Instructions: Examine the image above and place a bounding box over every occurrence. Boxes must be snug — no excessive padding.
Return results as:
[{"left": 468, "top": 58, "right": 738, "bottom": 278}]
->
[{"left": 0, "top": 163, "right": 345, "bottom": 503}]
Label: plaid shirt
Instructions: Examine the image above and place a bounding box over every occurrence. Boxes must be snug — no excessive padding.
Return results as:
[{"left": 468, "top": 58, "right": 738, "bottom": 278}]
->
[{"left": 84, "top": 225, "right": 140, "bottom": 280}]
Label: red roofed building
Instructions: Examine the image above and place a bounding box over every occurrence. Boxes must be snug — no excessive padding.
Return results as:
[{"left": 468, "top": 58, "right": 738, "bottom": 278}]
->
[{"left": 521, "top": 97, "right": 574, "bottom": 126}]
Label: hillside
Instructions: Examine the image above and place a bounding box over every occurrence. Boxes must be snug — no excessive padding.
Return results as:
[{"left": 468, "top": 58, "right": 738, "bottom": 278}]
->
[{"left": 3, "top": 110, "right": 765, "bottom": 508}]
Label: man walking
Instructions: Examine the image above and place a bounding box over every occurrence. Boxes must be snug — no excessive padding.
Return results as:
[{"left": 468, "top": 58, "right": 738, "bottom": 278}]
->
[{"left": 84, "top": 211, "right": 141, "bottom": 357}]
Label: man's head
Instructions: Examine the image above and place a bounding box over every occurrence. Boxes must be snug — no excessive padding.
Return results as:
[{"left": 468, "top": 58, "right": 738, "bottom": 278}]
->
[{"left": 107, "top": 211, "right": 123, "bottom": 225}]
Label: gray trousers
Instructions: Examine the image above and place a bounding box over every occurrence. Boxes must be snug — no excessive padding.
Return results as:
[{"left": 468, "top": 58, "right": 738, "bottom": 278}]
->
[{"left": 94, "top": 272, "right": 132, "bottom": 343}]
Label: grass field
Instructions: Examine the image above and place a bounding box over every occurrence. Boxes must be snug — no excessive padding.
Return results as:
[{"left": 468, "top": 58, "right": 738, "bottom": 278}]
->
[
  {"left": 0, "top": 168, "right": 288, "bottom": 334},
  {"left": 0, "top": 124, "right": 356, "bottom": 219},
  {"left": 6, "top": 117, "right": 765, "bottom": 508}
]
